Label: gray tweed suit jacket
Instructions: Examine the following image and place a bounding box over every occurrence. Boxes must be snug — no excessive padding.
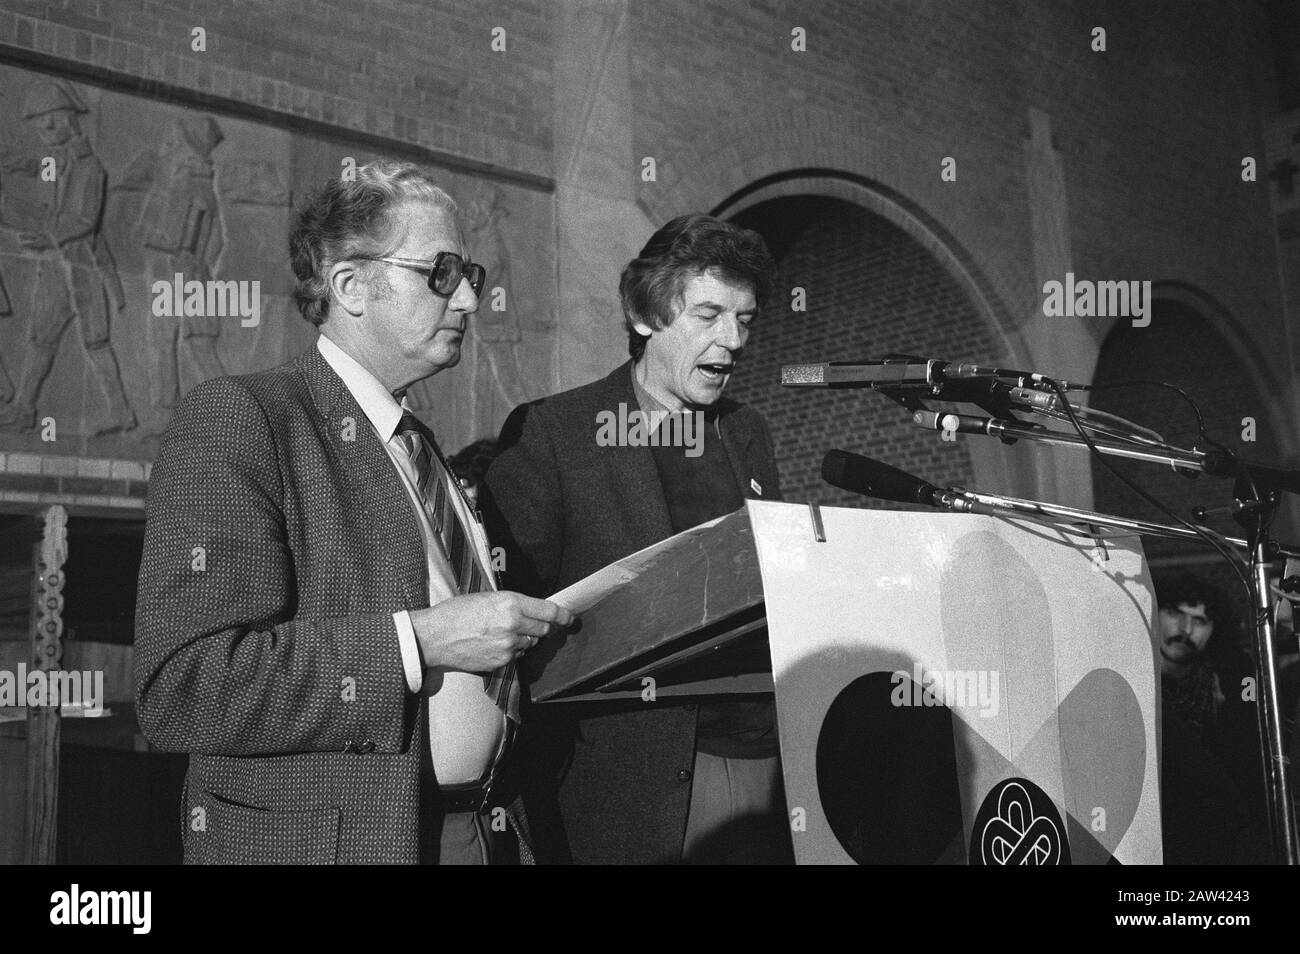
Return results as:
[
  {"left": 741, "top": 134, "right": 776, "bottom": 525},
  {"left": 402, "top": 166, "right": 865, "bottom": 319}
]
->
[
  {"left": 482, "top": 360, "right": 782, "bottom": 864},
  {"left": 134, "top": 343, "right": 433, "bottom": 864}
]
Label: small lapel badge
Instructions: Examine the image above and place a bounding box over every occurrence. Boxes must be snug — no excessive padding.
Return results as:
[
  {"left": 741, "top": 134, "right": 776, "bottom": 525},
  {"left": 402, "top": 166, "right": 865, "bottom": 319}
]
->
[{"left": 750, "top": 477, "right": 762, "bottom": 496}]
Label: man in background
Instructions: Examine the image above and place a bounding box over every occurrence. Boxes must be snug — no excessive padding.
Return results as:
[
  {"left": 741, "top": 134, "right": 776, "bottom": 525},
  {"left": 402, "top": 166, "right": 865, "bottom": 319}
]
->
[{"left": 1153, "top": 571, "right": 1266, "bottom": 863}]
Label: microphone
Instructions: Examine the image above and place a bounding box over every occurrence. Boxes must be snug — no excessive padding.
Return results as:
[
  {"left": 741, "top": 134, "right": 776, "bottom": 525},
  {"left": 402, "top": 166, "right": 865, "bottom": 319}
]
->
[
  {"left": 912, "top": 409, "right": 995, "bottom": 436},
  {"left": 782, "top": 359, "right": 942, "bottom": 389},
  {"left": 821, "top": 450, "right": 943, "bottom": 507},
  {"left": 1008, "top": 386, "right": 1061, "bottom": 412},
  {"left": 782, "top": 357, "right": 1077, "bottom": 393},
  {"left": 822, "top": 450, "right": 1009, "bottom": 516},
  {"left": 781, "top": 357, "right": 1038, "bottom": 389}
]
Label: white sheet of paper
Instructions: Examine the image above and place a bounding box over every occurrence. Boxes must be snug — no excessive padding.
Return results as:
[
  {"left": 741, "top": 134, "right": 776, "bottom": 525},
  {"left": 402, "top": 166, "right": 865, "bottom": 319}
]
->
[{"left": 549, "top": 514, "right": 726, "bottom": 614}]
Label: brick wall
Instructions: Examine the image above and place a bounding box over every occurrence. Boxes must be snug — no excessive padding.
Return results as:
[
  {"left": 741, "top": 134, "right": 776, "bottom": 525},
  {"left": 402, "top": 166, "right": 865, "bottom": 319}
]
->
[
  {"left": 0, "top": 0, "right": 554, "bottom": 178},
  {"left": 1, "top": 0, "right": 1292, "bottom": 522},
  {"left": 727, "top": 196, "right": 1000, "bottom": 509},
  {"left": 2, "top": 1, "right": 1286, "bottom": 391},
  {"left": 629, "top": 0, "right": 1290, "bottom": 408},
  {"left": 0, "top": 451, "right": 147, "bottom": 513}
]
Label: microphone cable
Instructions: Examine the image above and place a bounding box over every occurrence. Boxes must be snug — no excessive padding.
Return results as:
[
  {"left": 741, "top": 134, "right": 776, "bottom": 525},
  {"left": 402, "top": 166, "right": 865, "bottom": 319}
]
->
[{"left": 1043, "top": 376, "right": 1252, "bottom": 598}]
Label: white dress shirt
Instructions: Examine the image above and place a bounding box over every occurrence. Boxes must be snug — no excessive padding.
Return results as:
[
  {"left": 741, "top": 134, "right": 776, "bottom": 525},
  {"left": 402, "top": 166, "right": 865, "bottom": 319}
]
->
[{"left": 317, "top": 335, "right": 506, "bottom": 784}]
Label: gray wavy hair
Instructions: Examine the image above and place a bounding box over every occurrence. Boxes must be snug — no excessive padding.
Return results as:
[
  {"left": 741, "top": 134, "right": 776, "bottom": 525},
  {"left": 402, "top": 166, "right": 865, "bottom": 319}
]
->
[{"left": 289, "top": 159, "right": 458, "bottom": 326}]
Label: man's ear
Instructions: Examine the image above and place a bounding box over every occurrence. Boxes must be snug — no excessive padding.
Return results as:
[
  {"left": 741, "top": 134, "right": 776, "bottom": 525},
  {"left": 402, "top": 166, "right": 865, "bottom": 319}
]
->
[
  {"left": 632, "top": 319, "right": 655, "bottom": 338},
  {"left": 328, "top": 260, "right": 367, "bottom": 318}
]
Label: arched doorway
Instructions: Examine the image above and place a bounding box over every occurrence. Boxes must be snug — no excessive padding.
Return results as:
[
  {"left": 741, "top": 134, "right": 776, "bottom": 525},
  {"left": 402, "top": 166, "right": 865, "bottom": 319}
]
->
[
  {"left": 725, "top": 192, "right": 1006, "bottom": 507},
  {"left": 1090, "top": 296, "right": 1287, "bottom": 590}
]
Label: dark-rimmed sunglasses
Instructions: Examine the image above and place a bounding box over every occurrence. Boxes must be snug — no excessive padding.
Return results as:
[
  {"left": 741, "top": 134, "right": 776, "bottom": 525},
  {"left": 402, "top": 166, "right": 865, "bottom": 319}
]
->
[{"left": 357, "top": 252, "right": 486, "bottom": 298}]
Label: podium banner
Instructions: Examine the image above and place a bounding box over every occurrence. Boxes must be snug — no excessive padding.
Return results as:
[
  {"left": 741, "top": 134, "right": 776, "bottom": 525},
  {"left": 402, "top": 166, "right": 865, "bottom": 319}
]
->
[{"left": 750, "top": 500, "right": 1161, "bottom": 865}]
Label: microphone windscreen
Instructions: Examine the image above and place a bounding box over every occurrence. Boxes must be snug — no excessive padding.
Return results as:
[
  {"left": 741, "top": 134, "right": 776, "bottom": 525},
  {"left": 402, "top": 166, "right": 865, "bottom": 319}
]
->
[{"left": 822, "top": 450, "right": 936, "bottom": 506}]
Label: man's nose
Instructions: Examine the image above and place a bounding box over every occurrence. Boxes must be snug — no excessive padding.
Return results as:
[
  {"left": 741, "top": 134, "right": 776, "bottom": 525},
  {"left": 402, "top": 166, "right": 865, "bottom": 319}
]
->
[
  {"left": 716, "top": 315, "right": 744, "bottom": 350},
  {"left": 449, "top": 276, "right": 479, "bottom": 313}
]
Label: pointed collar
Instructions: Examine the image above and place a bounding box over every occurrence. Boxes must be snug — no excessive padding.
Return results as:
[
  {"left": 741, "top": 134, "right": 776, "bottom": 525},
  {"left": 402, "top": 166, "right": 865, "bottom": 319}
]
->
[{"left": 315, "top": 334, "right": 411, "bottom": 442}]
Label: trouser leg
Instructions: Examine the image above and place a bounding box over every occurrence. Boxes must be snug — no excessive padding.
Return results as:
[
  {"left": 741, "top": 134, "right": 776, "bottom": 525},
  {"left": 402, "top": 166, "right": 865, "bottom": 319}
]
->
[
  {"left": 420, "top": 810, "right": 493, "bottom": 865},
  {"left": 682, "top": 751, "right": 793, "bottom": 864}
]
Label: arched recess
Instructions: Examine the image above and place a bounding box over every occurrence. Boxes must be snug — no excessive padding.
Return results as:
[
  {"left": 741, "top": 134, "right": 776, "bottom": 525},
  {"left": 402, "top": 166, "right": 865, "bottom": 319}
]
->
[
  {"left": 1129, "top": 282, "right": 1294, "bottom": 461},
  {"left": 711, "top": 169, "right": 1026, "bottom": 369},
  {"left": 702, "top": 168, "right": 1041, "bottom": 507},
  {"left": 1089, "top": 291, "right": 1297, "bottom": 579},
  {"left": 638, "top": 105, "right": 1034, "bottom": 369}
]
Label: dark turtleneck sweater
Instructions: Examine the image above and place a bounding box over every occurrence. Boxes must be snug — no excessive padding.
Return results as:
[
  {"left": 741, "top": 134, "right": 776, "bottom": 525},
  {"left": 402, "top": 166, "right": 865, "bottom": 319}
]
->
[{"left": 633, "top": 370, "right": 779, "bottom": 759}]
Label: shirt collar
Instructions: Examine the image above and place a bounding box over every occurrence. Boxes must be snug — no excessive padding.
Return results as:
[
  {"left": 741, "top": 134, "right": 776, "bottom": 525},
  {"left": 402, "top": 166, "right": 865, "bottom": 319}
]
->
[{"left": 316, "top": 335, "right": 409, "bottom": 442}]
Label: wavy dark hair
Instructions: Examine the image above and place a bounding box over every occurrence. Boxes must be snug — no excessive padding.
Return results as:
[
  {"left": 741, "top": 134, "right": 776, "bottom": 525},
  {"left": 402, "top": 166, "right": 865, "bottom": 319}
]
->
[
  {"left": 288, "top": 160, "right": 457, "bottom": 326},
  {"left": 619, "top": 213, "right": 774, "bottom": 360}
]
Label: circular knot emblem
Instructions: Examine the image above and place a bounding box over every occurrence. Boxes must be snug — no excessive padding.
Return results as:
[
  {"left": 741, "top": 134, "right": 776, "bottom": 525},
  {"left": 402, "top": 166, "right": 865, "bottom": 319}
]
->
[{"left": 971, "top": 778, "right": 1069, "bottom": 865}]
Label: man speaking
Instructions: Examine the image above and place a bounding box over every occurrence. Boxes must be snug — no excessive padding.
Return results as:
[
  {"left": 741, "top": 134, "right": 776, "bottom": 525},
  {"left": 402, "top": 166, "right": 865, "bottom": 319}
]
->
[
  {"left": 484, "top": 214, "right": 793, "bottom": 864},
  {"left": 134, "top": 160, "right": 571, "bottom": 864}
]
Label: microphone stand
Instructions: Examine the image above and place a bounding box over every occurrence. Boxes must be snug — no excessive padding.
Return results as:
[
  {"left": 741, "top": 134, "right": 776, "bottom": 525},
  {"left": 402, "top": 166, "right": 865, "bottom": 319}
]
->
[
  {"left": 919, "top": 412, "right": 1210, "bottom": 472},
  {"left": 942, "top": 487, "right": 1287, "bottom": 554},
  {"left": 928, "top": 419, "right": 1300, "bottom": 865}
]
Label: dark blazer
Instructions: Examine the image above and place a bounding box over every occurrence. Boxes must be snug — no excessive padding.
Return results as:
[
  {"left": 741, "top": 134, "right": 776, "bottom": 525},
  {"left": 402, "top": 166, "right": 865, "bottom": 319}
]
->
[
  {"left": 134, "top": 344, "right": 435, "bottom": 864},
  {"left": 482, "top": 360, "right": 782, "bottom": 864}
]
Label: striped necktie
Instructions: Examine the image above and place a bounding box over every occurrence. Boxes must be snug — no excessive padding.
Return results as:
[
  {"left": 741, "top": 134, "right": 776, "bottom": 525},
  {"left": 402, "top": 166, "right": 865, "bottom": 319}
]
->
[{"left": 395, "top": 412, "right": 515, "bottom": 717}]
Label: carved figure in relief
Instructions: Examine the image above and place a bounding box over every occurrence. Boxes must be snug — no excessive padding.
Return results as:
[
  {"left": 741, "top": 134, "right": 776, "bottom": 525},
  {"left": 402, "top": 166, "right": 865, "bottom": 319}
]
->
[
  {"left": 0, "top": 81, "right": 135, "bottom": 434},
  {"left": 120, "top": 115, "right": 228, "bottom": 436}
]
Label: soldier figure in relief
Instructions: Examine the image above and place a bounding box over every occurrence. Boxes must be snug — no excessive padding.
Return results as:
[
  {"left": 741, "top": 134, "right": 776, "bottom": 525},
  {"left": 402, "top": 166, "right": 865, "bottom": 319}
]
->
[{"left": 0, "top": 80, "right": 135, "bottom": 435}]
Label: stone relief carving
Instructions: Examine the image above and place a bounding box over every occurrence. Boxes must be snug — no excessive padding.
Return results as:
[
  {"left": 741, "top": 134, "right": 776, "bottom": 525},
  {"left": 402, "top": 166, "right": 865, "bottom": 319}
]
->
[
  {"left": 117, "top": 115, "right": 228, "bottom": 436},
  {"left": 0, "top": 80, "right": 135, "bottom": 434},
  {"left": 0, "top": 66, "right": 555, "bottom": 460},
  {"left": 464, "top": 182, "right": 520, "bottom": 345},
  {"left": 218, "top": 159, "right": 291, "bottom": 207}
]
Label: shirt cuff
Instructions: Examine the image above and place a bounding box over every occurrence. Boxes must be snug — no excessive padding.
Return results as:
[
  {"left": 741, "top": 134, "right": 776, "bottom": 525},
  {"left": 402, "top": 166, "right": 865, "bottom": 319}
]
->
[{"left": 394, "top": 610, "right": 423, "bottom": 694}]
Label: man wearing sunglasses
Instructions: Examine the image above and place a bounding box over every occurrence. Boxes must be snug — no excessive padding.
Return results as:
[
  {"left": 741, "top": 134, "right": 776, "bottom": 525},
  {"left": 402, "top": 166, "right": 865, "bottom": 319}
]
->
[{"left": 135, "top": 159, "right": 572, "bottom": 865}]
